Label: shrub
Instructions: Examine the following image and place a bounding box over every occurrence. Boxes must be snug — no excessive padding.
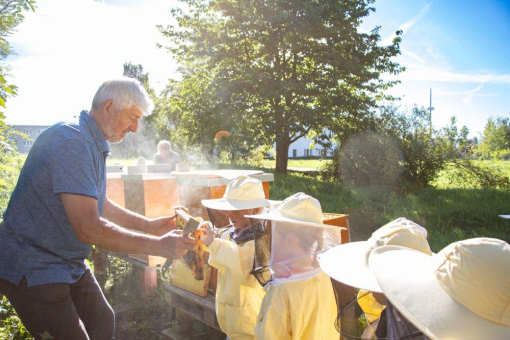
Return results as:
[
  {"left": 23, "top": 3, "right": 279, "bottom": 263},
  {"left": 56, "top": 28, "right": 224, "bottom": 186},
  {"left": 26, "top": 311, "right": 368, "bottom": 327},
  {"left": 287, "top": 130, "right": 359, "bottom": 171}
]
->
[{"left": 321, "top": 106, "right": 470, "bottom": 192}]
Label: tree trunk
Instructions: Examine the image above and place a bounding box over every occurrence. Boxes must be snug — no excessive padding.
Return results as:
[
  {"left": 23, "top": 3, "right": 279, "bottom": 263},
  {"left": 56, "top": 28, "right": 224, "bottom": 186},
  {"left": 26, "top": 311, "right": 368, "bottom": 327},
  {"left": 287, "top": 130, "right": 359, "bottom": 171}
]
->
[{"left": 275, "top": 133, "right": 291, "bottom": 174}]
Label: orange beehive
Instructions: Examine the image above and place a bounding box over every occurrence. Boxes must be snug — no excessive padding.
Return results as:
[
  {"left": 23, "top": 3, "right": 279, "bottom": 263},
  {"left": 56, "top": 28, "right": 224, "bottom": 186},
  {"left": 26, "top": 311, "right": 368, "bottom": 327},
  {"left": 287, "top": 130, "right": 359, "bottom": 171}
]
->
[{"left": 323, "top": 213, "right": 350, "bottom": 244}]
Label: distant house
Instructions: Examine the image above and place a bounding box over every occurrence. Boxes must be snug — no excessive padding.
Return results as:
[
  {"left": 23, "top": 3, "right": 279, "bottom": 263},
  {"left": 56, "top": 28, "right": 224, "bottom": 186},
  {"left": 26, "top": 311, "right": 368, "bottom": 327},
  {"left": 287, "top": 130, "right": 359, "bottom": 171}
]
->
[
  {"left": 274, "top": 129, "right": 337, "bottom": 158},
  {"left": 10, "top": 125, "right": 50, "bottom": 153}
]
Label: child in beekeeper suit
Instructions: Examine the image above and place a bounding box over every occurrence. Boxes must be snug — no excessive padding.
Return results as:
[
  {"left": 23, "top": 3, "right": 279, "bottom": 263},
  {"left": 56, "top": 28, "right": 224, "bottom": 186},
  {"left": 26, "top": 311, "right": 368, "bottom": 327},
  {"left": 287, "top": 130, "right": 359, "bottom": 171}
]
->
[
  {"left": 197, "top": 175, "right": 280, "bottom": 340},
  {"left": 319, "top": 218, "right": 433, "bottom": 339},
  {"left": 245, "top": 192, "right": 342, "bottom": 340}
]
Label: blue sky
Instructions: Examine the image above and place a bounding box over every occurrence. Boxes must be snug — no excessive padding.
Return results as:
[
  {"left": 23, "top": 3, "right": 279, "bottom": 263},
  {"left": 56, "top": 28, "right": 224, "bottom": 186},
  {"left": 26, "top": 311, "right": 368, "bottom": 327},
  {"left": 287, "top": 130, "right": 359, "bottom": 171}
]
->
[{"left": 4, "top": 0, "right": 510, "bottom": 139}]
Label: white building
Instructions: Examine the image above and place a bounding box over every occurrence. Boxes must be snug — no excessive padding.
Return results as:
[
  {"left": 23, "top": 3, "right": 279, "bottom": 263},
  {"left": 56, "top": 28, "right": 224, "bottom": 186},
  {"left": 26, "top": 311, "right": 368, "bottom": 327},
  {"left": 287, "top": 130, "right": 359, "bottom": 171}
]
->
[
  {"left": 273, "top": 129, "right": 337, "bottom": 158},
  {"left": 10, "top": 125, "right": 50, "bottom": 153}
]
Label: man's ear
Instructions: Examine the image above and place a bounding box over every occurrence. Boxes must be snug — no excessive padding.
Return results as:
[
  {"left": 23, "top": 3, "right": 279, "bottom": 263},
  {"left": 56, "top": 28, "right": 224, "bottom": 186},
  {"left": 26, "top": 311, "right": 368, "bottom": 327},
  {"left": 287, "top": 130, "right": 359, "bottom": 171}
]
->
[{"left": 102, "top": 99, "right": 114, "bottom": 116}]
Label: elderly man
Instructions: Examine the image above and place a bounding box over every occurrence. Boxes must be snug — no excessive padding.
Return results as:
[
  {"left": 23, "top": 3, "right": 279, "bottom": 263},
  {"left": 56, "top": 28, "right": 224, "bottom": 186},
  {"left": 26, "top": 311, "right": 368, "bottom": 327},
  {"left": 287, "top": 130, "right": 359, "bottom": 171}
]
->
[{"left": 0, "top": 78, "right": 196, "bottom": 340}]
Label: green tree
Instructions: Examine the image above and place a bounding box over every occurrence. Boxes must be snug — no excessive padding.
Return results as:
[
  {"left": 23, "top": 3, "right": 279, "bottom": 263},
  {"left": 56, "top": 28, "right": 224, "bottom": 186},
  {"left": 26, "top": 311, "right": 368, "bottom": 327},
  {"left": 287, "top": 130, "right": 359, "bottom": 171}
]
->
[
  {"left": 158, "top": 0, "right": 403, "bottom": 172},
  {"left": 1, "top": 0, "right": 36, "bottom": 214},
  {"left": 0, "top": 2, "right": 37, "bottom": 339},
  {"left": 479, "top": 116, "right": 510, "bottom": 158}
]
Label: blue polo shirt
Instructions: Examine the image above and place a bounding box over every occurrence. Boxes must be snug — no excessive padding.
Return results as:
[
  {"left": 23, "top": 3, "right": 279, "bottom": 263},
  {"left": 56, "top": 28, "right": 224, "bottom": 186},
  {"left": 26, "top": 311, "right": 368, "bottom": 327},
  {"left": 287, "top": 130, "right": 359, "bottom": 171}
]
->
[{"left": 0, "top": 111, "right": 109, "bottom": 287}]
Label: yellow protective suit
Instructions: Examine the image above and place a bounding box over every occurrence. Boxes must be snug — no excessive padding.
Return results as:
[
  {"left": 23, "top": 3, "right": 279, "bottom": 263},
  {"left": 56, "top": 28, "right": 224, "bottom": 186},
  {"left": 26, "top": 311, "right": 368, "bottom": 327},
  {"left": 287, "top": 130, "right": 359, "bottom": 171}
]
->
[
  {"left": 357, "top": 289, "right": 385, "bottom": 323},
  {"left": 254, "top": 270, "right": 339, "bottom": 340},
  {"left": 205, "top": 228, "right": 265, "bottom": 340}
]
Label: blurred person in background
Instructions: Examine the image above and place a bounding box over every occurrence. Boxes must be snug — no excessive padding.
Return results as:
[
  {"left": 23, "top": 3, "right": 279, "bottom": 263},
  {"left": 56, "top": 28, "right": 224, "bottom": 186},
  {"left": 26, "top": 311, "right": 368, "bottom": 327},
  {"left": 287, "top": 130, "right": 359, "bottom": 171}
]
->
[{"left": 153, "top": 140, "right": 181, "bottom": 170}]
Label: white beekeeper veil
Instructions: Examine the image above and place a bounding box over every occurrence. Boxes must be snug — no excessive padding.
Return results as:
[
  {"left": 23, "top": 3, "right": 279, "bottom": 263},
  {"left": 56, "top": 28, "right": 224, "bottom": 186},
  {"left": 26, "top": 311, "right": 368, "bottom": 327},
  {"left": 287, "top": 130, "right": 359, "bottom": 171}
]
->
[{"left": 246, "top": 192, "right": 343, "bottom": 286}]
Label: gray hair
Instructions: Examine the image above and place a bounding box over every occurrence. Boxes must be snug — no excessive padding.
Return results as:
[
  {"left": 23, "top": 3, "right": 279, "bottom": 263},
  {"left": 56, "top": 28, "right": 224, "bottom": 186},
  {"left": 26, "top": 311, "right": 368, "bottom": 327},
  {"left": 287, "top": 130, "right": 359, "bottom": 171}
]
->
[
  {"left": 157, "top": 140, "right": 172, "bottom": 152},
  {"left": 91, "top": 77, "right": 154, "bottom": 116}
]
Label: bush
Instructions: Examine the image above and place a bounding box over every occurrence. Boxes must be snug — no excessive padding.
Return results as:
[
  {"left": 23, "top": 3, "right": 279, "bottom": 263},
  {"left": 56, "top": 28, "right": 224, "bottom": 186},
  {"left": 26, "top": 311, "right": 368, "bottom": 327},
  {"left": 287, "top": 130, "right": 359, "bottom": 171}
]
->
[
  {"left": 321, "top": 106, "right": 470, "bottom": 192},
  {"left": 0, "top": 297, "right": 32, "bottom": 340},
  {"left": 442, "top": 161, "right": 510, "bottom": 190}
]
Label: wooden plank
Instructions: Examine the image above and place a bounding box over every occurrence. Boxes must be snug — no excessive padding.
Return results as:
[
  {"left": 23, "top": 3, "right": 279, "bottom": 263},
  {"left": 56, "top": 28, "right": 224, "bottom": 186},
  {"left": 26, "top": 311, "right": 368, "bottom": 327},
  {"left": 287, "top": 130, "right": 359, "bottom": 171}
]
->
[{"left": 164, "top": 284, "right": 216, "bottom": 312}]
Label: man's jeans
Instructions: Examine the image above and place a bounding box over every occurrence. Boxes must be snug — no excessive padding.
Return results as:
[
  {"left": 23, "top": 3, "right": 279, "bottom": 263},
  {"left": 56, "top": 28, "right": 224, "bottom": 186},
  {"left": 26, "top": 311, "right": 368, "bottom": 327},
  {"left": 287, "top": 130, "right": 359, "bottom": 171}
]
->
[{"left": 0, "top": 266, "right": 114, "bottom": 340}]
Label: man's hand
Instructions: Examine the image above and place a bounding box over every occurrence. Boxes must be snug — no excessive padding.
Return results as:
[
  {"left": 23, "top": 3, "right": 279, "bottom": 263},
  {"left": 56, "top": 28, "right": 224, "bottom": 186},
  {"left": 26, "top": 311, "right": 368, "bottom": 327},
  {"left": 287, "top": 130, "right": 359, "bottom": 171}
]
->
[
  {"left": 198, "top": 221, "right": 215, "bottom": 247},
  {"left": 157, "top": 230, "right": 198, "bottom": 259},
  {"left": 149, "top": 216, "right": 177, "bottom": 236},
  {"left": 149, "top": 205, "right": 191, "bottom": 236}
]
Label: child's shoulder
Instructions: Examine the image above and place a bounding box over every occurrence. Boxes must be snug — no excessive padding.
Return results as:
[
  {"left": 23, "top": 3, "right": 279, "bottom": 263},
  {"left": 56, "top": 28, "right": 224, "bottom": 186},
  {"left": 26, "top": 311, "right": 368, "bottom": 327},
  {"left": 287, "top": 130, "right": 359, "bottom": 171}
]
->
[{"left": 217, "top": 225, "right": 234, "bottom": 239}]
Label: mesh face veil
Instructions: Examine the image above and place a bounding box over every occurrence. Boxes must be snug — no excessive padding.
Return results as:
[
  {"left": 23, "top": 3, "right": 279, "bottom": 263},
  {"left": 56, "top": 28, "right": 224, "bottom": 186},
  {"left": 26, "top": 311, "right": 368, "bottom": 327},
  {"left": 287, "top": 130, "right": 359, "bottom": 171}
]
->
[
  {"left": 334, "top": 292, "right": 429, "bottom": 340},
  {"left": 206, "top": 208, "right": 231, "bottom": 230},
  {"left": 250, "top": 219, "right": 342, "bottom": 286}
]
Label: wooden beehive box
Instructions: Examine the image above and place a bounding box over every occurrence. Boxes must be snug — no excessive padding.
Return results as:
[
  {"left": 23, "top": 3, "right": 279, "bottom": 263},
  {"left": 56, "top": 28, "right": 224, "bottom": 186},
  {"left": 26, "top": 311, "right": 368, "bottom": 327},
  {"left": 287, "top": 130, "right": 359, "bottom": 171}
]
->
[
  {"left": 168, "top": 209, "right": 212, "bottom": 297},
  {"left": 123, "top": 174, "right": 180, "bottom": 219},
  {"left": 323, "top": 213, "right": 350, "bottom": 244},
  {"left": 122, "top": 174, "right": 180, "bottom": 267},
  {"left": 106, "top": 175, "right": 125, "bottom": 207}
]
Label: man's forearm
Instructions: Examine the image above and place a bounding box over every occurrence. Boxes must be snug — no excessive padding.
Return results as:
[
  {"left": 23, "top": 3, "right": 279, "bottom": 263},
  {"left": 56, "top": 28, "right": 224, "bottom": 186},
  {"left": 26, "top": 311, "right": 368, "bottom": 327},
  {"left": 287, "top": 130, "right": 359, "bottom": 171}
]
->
[
  {"left": 102, "top": 198, "right": 152, "bottom": 233},
  {"left": 91, "top": 218, "right": 161, "bottom": 256}
]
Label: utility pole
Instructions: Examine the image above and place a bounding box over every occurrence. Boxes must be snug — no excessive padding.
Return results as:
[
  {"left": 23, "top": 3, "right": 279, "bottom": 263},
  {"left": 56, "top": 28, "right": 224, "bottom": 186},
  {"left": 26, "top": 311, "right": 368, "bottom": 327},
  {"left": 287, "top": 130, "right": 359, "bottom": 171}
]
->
[{"left": 428, "top": 88, "right": 434, "bottom": 137}]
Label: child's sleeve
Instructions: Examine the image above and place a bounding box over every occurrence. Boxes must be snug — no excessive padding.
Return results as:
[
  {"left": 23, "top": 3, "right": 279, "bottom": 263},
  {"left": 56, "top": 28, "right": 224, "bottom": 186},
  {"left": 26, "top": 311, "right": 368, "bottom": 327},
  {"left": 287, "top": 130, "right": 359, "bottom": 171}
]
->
[{"left": 205, "top": 238, "right": 260, "bottom": 288}]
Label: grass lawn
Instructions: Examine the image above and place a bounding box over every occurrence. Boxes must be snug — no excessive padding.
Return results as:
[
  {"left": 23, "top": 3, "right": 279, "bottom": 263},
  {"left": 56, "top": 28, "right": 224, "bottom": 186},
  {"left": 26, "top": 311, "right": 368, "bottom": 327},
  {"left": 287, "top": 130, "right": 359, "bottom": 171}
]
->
[{"left": 260, "top": 158, "right": 327, "bottom": 169}]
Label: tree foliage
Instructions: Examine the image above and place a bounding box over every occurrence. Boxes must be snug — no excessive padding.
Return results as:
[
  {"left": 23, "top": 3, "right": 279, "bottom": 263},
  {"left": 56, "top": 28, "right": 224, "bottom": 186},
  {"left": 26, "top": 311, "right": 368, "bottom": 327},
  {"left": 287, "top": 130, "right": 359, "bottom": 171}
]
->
[
  {"left": 158, "top": 0, "right": 403, "bottom": 172},
  {"left": 0, "top": 0, "right": 36, "bottom": 215},
  {"left": 478, "top": 116, "right": 510, "bottom": 158},
  {"left": 0, "top": 2, "right": 36, "bottom": 339}
]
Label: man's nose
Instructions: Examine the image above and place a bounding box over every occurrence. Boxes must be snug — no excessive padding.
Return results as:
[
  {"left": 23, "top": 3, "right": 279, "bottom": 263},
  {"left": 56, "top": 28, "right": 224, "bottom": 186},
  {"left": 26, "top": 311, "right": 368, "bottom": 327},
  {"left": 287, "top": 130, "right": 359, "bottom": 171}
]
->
[{"left": 130, "top": 120, "right": 139, "bottom": 133}]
